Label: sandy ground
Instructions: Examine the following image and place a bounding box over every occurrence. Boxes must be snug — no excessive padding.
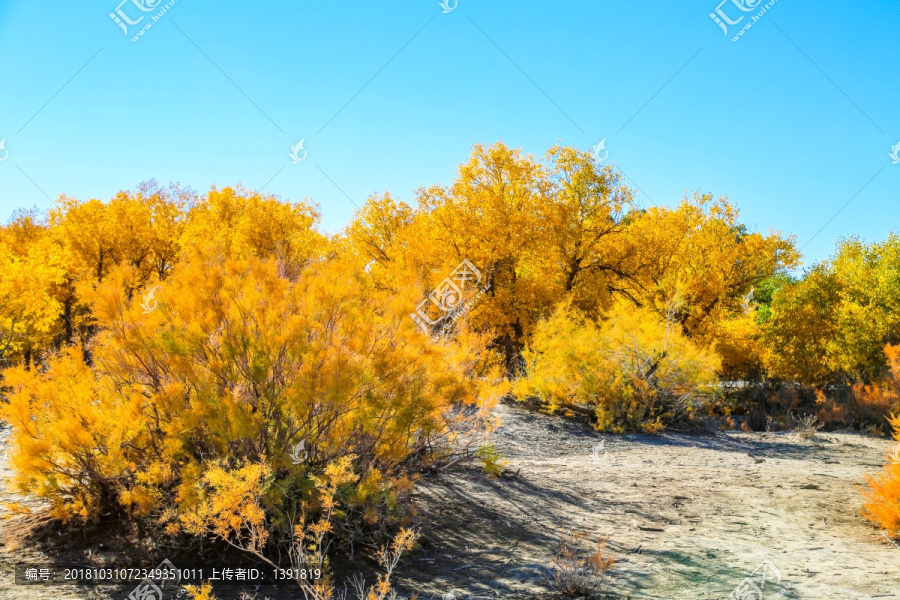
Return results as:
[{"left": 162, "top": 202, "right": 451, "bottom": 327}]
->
[{"left": 1, "top": 401, "right": 899, "bottom": 600}]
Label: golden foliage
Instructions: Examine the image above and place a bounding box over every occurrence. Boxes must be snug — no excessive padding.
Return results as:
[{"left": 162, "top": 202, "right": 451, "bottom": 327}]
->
[
  {"left": 0, "top": 225, "right": 64, "bottom": 361},
  {"left": 185, "top": 583, "right": 217, "bottom": 600},
  {"left": 180, "top": 462, "right": 271, "bottom": 556},
  {"left": 517, "top": 300, "right": 720, "bottom": 432},
  {"left": 0, "top": 241, "right": 499, "bottom": 536},
  {"left": 4, "top": 141, "right": 899, "bottom": 562},
  {"left": 764, "top": 235, "right": 900, "bottom": 385}
]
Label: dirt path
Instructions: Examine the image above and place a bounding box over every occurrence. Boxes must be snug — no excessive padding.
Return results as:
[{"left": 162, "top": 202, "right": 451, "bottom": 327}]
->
[
  {"left": 402, "top": 401, "right": 900, "bottom": 599},
  {"left": 2, "top": 403, "right": 899, "bottom": 599}
]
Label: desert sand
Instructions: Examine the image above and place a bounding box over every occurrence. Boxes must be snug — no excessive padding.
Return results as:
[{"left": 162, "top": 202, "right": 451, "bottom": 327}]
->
[{"left": 1, "top": 400, "right": 898, "bottom": 599}]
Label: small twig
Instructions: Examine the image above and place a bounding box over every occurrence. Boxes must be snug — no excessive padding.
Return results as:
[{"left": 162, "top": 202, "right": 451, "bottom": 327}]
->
[{"left": 882, "top": 532, "right": 900, "bottom": 549}]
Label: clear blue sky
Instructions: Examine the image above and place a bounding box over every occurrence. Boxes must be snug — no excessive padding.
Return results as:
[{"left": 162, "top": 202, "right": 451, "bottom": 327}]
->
[{"left": 0, "top": 0, "right": 897, "bottom": 266}]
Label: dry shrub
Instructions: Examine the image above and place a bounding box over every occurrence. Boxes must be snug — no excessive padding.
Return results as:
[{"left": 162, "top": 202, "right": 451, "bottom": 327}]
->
[
  {"left": 714, "top": 382, "right": 808, "bottom": 432},
  {"left": 792, "top": 413, "right": 824, "bottom": 439},
  {"left": 732, "top": 345, "right": 900, "bottom": 432},
  {"left": 807, "top": 345, "right": 900, "bottom": 432},
  {"left": 862, "top": 415, "right": 900, "bottom": 538},
  {"left": 549, "top": 532, "right": 614, "bottom": 596},
  {"left": 517, "top": 301, "right": 720, "bottom": 433}
]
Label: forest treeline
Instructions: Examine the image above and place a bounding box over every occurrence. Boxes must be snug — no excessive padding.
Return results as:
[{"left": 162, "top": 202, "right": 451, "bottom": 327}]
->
[
  {"left": 2, "top": 143, "right": 897, "bottom": 428},
  {"left": 0, "top": 142, "right": 897, "bottom": 591}
]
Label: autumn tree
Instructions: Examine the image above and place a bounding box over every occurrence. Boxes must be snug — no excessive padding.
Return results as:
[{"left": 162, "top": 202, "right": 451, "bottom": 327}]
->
[
  {"left": 341, "top": 191, "right": 419, "bottom": 294},
  {"left": 181, "top": 185, "right": 324, "bottom": 274},
  {"left": 619, "top": 193, "right": 799, "bottom": 379},
  {"left": 0, "top": 210, "right": 64, "bottom": 364},
  {"left": 537, "top": 145, "right": 636, "bottom": 316},
  {"left": 763, "top": 235, "right": 900, "bottom": 386},
  {"left": 413, "top": 142, "right": 550, "bottom": 373},
  {"left": 404, "top": 143, "right": 641, "bottom": 374}
]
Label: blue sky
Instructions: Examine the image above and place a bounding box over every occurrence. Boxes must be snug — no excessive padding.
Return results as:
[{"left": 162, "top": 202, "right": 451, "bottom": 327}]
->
[{"left": 0, "top": 0, "right": 896, "bottom": 266}]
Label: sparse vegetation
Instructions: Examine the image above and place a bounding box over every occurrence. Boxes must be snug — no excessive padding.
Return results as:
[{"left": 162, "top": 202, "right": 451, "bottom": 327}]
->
[
  {"left": 793, "top": 413, "right": 824, "bottom": 440},
  {"left": 548, "top": 532, "right": 614, "bottom": 597}
]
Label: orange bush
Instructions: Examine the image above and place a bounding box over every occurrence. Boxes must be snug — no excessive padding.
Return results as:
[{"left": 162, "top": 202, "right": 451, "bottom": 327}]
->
[
  {"left": 0, "top": 250, "right": 502, "bottom": 553},
  {"left": 860, "top": 346, "right": 900, "bottom": 533},
  {"left": 862, "top": 414, "right": 900, "bottom": 538},
  {"left": 851, "top": 345, "right": 900, "bottom": 430}
]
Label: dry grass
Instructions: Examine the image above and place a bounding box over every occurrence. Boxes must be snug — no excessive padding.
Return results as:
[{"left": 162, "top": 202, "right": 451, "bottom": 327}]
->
[
  {"left": 548, "top": 532, "right": 614, "bottom": 597},
  {"left": 792, "top": 413, "right": 824, "bottom": 439}
]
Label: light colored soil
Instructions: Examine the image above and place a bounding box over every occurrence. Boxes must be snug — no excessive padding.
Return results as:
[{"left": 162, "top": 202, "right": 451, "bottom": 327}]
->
[
  {"left": 2, "top": 402, "right": 899, "bottom": 600},
  {"left": 402, "top": 401, "right": 900, "bottom": 599}
]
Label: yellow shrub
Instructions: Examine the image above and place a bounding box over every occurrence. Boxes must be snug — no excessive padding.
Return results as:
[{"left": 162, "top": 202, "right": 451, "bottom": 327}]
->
[
  {"left": 517, "top": 301, "right": 720, "bottom": 432},
  {"left": 185, "top": 583, "right": 216, "bottom": 600},
  {"left": 0, "top": 250, "right": 500, "bottom": 549}
]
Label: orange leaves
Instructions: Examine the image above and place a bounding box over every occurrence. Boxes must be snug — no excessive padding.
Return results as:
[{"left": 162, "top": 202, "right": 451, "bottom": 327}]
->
[
  {"left": 861, "top": 417, "right": 900, "bottom": 538},
  {"left": 626, "top": 193, "right": 799, "bottom": 339},
  {"left": 0, "top": 346, "right": 142, "bottom": 520},
  {"left": 859, "top": 340, "right": 900, "bottom": 538},
  {"left": 0, "top": 219, "right": 65, "bottom": 361},
  {"left": 549, "top": 532, "right": 614, "bottom": 596},
  {"left": 181, "top": 185, "right": 323, "bottom": 271}
]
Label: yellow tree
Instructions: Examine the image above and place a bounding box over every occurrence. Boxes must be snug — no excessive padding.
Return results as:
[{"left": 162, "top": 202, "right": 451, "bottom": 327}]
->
[
  {"left": 0, "top": 212, "right": 65, "bottom": 363},
  {"left": 828, "top": 235, "right": 900, "bottom": 380},
  {"left": 414, "top": 142, "right": 550, "bottom": 372},
  {"left": 763, "top": 235, "right": 900, "bottom": 385},
  {"left": 341, "top": 191, "right": 418, "bottom": 293},
  {"left": 623, "top": 193, "right": 799, "bottom": 378},
  {"left": 539, "top": 145, "right": 636, "bottom": 315},
  {"left": 181, "top": 186, "right": 324, "bottom": 273},
  {"left": 46, "top": 184, "right": 190, "bottom": 349}
]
